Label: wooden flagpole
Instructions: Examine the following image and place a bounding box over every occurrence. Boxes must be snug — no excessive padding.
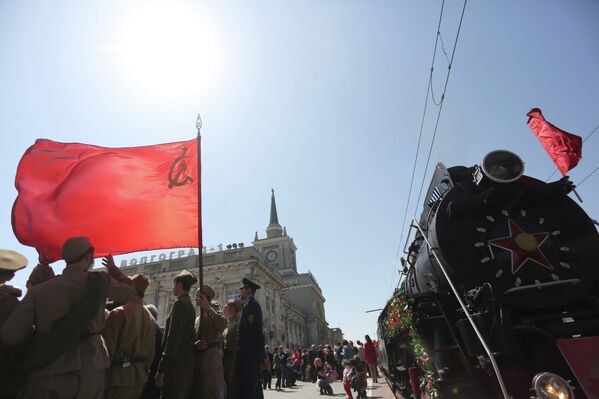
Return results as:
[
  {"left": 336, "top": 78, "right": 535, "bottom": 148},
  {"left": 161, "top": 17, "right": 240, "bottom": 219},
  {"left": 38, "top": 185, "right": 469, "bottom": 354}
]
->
[{"left": 196, "top": 114, "right": 204, "bottom": 287}]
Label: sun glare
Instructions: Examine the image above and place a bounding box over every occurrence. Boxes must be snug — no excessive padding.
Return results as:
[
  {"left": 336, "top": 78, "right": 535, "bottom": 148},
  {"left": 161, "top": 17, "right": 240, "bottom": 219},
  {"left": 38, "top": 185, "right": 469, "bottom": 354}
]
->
[{"left": 118, "top": 2, "right": 221, "bottom": 98}]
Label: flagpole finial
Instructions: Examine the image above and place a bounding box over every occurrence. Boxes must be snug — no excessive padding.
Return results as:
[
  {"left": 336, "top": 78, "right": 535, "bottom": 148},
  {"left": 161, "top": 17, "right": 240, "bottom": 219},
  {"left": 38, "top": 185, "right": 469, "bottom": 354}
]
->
[{"left": 196, "top": 113, "right": 202, "bottom": 135}]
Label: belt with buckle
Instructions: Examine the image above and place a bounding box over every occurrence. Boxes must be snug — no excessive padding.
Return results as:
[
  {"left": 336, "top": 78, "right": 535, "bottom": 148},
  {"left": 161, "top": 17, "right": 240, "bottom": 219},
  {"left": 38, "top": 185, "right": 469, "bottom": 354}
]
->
[{"left": 197, "top": 342, "right": 221, "bottom": 352}]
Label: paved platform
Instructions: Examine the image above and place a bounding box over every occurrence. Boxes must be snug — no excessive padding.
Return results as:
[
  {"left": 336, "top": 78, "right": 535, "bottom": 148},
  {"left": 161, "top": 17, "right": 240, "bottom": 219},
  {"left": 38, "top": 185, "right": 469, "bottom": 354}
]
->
[{"left": 263, "top": 377, "right": 398, "bottom": 399}]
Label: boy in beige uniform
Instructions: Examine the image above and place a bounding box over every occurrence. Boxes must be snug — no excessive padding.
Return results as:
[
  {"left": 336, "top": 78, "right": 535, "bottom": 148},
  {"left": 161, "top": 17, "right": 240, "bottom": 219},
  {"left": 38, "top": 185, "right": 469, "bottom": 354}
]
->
[
  {"left": 191, "top": 285, "right": 227, "bottom": 399},
  {"left": 222, "top": 300, "right": 242, "bottom": 399},
  {"left": 102, "top": 263, "right": 156, "bottom": 399}
]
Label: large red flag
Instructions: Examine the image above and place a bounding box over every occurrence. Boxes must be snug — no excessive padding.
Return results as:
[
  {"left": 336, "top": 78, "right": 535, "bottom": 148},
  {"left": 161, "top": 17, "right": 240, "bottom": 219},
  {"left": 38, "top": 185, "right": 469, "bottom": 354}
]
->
[
  {"left": 527, "top": 108, "right": 582, "bottom": 175},
  {"left": 12, "top": 138, "right": 200, "bottom": 261}
]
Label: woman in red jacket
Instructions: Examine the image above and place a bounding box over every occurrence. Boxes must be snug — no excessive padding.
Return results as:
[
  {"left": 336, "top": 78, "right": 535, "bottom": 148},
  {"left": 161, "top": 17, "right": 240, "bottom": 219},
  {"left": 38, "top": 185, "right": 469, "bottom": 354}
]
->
[{"left": 363, "top": 335, "right": 378, "bottom": 383}]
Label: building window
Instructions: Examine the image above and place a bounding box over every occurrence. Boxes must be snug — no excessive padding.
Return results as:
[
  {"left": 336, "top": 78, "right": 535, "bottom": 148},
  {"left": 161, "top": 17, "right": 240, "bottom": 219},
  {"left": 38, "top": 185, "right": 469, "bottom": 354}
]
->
[{"left": 225, "top": 289, "right": 239, "bottom": 302}]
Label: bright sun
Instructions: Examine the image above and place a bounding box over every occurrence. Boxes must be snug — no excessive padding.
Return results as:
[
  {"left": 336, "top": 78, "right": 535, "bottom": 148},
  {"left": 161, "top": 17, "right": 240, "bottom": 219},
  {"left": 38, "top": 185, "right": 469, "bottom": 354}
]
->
[{"left": 118, "top": 2, "right": 221, "bottom": 98}]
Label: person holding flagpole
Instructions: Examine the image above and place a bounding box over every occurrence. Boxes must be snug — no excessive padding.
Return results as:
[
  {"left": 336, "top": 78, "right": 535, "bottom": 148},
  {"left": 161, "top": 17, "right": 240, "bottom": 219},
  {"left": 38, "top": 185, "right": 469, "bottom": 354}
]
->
[{"left": 191, "top": 284, "right": 227, "bottom": 399}]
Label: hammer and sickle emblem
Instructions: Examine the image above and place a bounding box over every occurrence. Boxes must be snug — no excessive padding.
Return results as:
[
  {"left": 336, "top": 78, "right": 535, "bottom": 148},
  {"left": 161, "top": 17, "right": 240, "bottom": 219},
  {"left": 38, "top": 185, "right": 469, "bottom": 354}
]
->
[{"left": 168, "top": 147, "right": 194, "bottom": 189}]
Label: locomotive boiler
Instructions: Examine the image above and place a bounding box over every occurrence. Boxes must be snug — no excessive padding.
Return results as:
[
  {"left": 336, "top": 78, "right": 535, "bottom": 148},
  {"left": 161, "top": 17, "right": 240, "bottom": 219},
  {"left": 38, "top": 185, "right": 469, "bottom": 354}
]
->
[{"left": 378, "top": 150, "right": 599, "bottom": 399}]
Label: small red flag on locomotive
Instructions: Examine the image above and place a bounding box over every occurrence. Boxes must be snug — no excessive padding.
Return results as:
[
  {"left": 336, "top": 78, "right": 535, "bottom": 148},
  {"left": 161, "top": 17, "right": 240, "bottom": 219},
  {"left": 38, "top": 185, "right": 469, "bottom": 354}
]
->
[
  {"left": 527, "top": 108, "right": 582, "bottom": 175},
  {"left": 12, "top": 138, "right": 200, "bottom": 261}
]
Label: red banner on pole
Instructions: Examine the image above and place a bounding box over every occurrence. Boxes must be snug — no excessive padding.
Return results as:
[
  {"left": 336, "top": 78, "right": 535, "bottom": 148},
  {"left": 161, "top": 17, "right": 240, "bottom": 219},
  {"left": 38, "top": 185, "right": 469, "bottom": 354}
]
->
[
  {"left": 12, "top": 138, "right": 200, "bottom": 261},
  {"left": 527, "top": 108, "right": 582, "bottom": 175}
]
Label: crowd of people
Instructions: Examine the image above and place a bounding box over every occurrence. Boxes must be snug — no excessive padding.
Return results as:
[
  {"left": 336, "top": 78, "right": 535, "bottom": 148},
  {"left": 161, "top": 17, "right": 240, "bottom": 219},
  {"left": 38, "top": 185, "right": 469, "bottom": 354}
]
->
[
  {"left": 260, "top": 337, "right": 380, "bottom": 398},
  {"left": 0, "top": 237, "right": 381, "bottom": 399}
]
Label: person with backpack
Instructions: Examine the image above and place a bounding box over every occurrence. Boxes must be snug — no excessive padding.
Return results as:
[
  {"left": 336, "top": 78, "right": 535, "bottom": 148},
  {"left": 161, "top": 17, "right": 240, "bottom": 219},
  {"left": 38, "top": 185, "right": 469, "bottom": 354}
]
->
[{"left": 350, "top": 357, "right": 367, "bottom": 399}]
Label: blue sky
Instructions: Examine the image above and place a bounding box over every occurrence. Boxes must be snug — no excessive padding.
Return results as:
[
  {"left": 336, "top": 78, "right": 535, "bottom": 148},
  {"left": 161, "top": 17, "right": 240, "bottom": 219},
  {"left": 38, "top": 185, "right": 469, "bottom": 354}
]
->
[{"left": 1, "top": 0, "right": 598, "bottom": 341}]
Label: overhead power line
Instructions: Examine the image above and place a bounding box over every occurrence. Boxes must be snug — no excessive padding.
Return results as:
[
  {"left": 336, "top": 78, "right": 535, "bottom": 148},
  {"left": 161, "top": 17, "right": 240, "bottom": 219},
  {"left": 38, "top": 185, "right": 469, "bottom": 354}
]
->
[
  {"left": 412, "top": 0, "right": 468, "bottom": 221},
  {"left": 392, "top": 0, "right": 467, "bottom": 294},
  {"left": 394, "top": 0, "right": 447, "bottom": 265},
  {"left": 578, "top": 165, "right": 599, "bottom": 187}
]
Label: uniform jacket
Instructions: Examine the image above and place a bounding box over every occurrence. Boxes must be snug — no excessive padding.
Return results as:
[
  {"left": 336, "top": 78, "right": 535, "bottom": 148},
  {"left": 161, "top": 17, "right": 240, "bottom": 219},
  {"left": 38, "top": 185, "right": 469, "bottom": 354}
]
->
[
  {"left": 0, "top": 265, "right": 137, "bottom": 378},
  {"left": 157, "top": 293, "right": 196, "bottom": 375},
  {"left": 236, "top": 296, "right": 265, "bottom": 367},
  {"left": 194, "top": 301, "right": 226, "bottom": 373},
  {"left": 0, "top": 285, "right": 20, "bottom": 328},
  {"left": 0, "top": 285, "right": 23, "bottom": 398},
  {"left": 222, "top": 317, "right": 238, "bottom": 376},
  {"left": 102, "top": 299, "right": 156, "bottom": 388}
]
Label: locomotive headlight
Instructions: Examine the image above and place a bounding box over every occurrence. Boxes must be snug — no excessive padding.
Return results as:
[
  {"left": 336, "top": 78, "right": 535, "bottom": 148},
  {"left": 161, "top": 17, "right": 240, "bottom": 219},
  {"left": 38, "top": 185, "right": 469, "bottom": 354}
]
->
[
  {"left": 532, "top": 372, "right": 574, "bottom": 399},
  {"left": 480, "top": 150, "right": 524, "bottom": 184}
]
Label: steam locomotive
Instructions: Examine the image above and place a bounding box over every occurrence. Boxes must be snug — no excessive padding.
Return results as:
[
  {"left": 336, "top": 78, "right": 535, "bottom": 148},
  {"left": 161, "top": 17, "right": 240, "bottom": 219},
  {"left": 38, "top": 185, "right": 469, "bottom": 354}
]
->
[{"left": 377, "top": 150, "right": 599, "bottom": 399}]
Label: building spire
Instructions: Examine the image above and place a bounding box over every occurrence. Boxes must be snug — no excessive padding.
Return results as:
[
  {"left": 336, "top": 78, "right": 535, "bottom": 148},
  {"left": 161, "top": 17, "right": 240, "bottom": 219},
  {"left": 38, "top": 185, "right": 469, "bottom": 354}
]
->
[
  {"left": 270, "top": 188, "right": 279, "bottom": 225},
  {"left": 266, "top": 188, "right": 283, "bottom": 238}
]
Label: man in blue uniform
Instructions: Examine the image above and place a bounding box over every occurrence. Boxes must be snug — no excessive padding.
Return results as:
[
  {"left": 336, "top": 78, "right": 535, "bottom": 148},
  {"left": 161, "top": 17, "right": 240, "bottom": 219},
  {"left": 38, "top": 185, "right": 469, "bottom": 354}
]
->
[{"left": 236, "top": 277, "right": 266, "bottom": 399}]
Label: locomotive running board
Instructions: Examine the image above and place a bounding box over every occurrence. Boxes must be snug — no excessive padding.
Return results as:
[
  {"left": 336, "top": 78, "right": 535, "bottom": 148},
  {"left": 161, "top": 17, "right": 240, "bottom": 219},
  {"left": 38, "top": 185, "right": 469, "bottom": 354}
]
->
[
  {"left": 504, "top": 278, "right": 580, "bottom": 294},
  {"left": 413, "top": 218, "right": 511, "bottom": 399}
]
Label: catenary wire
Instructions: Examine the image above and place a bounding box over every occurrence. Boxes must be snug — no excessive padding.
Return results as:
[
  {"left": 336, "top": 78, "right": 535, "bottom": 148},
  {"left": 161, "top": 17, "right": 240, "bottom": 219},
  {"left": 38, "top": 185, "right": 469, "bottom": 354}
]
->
[
  {"left": 438, "top": 31, "right": 451, "bottom": 65},
  {"left": 577, "top": 165, "right": 599, "bottom": 187},
  {"left": 390, "top": 1, "right": 447, "bottom": 295},
  {"left": 412, "top": 0, "right": 468, "bottom": 220},
  {"left": 431, "top": 31, "right": 452, "bottom": 106},
  {"left": 394, "top": 0, "right": 446, "bottom": 264}
]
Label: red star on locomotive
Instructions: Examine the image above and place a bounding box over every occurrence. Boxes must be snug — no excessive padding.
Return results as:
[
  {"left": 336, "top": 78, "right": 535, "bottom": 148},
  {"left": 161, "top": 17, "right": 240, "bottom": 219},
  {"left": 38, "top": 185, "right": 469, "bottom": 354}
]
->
[{"left": 488, "top": 219, "right": 553, "bottom": 274}]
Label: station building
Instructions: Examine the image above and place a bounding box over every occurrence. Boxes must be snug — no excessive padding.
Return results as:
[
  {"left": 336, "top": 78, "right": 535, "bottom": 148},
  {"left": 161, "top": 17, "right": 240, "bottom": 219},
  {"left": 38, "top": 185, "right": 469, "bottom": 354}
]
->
[{"left": 119, "top": 190, "right": 340, "bottom": 348}]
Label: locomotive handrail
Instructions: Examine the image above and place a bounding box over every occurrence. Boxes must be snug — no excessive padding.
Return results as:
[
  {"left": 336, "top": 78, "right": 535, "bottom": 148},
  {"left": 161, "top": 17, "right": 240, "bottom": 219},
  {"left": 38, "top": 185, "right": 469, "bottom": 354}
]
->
[
  {"left": 402, "top": 222, "right": 419, "bottom": 255},
  {"left": 412, "top": 218, "right": 511, "bottom": 399},
  {"left": 504, "top": 278, "right": 580, "bottom": 294}
]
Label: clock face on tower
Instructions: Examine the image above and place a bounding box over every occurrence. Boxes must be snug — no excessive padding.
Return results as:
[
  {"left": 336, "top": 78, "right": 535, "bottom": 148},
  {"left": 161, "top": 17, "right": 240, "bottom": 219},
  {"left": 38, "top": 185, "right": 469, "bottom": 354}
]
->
[{"left": 266, "top": 250, "right": 278, "bottom": 262}]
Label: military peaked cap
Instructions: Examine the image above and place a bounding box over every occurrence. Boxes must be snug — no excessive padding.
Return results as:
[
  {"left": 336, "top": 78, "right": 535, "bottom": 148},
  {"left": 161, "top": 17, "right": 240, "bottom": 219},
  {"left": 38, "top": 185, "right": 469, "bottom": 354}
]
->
[
  {"left": 197, "top": 284, "right": 215, "bottom": 300},
  {"left": 0, "top": 249, "right": 28, "bottom": 272},
  {"left": 62, "top": 237, "right": 93, "bottom": 263},
  {"left": 131, "top": 274, "right": 150, "bottom": 296},
  {"left": 241, "top": 277, "right": 260, "bottom": 291},
  {"left": 176, "top": 269, "right": 198, "bottom": 286}
]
